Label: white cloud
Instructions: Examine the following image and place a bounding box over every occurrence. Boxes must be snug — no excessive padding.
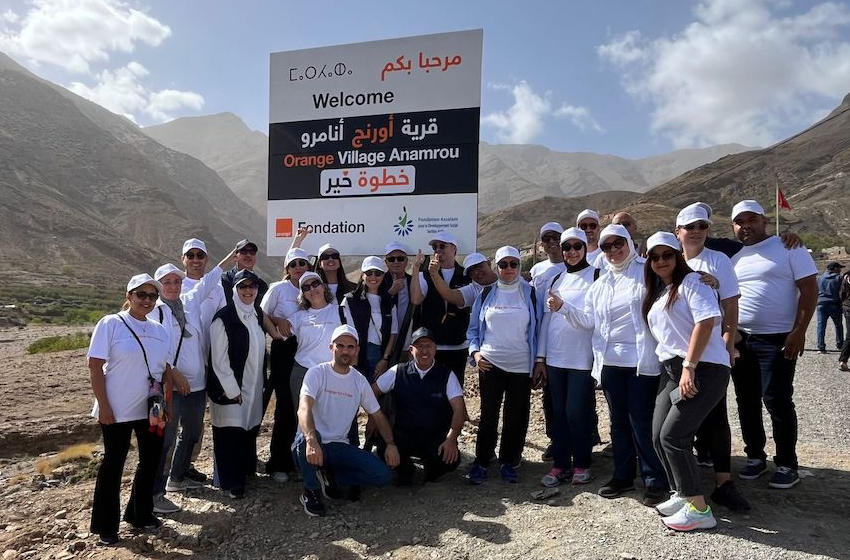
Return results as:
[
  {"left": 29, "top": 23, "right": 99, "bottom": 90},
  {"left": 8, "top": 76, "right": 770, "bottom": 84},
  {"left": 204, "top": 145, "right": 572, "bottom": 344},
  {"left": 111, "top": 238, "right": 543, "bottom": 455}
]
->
[
  {"left": 0, "top": 0, "right": 170, "bottom": 74},
  {"left": 598, "top": 0, "right": 850, "bottom": 148},
  {"left": 69, "top": 62, "right": 204, "bottom": 123},
  {"left": 482, "top": 81, "right": 602, "bottom": 143}
]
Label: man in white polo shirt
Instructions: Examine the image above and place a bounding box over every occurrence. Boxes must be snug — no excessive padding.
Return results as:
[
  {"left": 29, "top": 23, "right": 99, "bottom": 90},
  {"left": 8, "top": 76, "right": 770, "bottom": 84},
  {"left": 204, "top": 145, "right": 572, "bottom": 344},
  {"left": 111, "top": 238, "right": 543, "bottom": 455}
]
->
[
  {"left": 730, "top": 200, "right": 817, "bottom": 490},
  {"left": 577, "top": 209, "right": 604, "bottom": 267}
]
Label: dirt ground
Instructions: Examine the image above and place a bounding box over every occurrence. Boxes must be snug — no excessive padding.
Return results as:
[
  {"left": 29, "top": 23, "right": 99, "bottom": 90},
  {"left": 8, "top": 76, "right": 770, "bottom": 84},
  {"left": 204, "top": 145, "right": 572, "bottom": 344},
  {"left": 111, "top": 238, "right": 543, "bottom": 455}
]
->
[{"left": 1, "top": 323, "right": 849, "bottom": 560}]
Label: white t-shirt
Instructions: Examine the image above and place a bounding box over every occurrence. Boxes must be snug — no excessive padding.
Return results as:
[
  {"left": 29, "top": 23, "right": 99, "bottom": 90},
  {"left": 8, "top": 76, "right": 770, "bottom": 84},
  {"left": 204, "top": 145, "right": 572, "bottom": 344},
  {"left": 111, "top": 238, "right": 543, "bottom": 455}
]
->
[
  {"left": 289, "top": 304, "right": 355, "bottom": 368},
  {"left": 87, "top": 312, "right": 171, "bottom": 423},
  {"left": 362, "top": 293, "right": 399, "bottom": 345},
  {"left": 544, "top": 267, "right": 595, "bottom": 370},
  {"left": 687, "top": 247, "right": 740, "bottom": 301},
  {"left": 732, "top": 237, "right": 818, "bottom": 334},
  {"left": 459, "top": 282, "right": 489, "bottom": 309},
  {"left": 530, "top": 260, "right": 566, "bottom": 295},
  {"left": 647, "top": 273, "right": 729, "bottom": 366},
  {"left": 300, "top": 362, "right": 380, "bottom": 444},
  {"left": 603, "top": 274, "right": 639, "bottom": 367},
  {"left": 480, "top": 285, "right": 531, "bottom": 373},
  {"left": 261, "top": 280, "right": 301, "bottom": 320},
  {"left": 587, "top": 247, "right": 603, "bottom": 266},
  {"left": 376, "top": 363, "right": 463, "bottom": 399},
  {"left": 417, "top": 268, "right": 469, "bottom": 350}
]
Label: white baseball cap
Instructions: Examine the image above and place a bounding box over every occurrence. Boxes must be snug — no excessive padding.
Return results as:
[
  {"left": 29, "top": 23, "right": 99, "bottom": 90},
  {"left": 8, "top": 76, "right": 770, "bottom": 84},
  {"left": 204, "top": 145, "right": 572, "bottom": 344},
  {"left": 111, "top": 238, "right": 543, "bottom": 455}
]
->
[
  {"left": 285, "top": 248, "right": 310, "bottom": 267},
  {"left": 361, "top": 256, "right": 387, "bottom": 273},
  {"left": 298, "top": 271, "right": 322, "bottom": 288},
  {"left": 126, "top": 273, "right": 162, "bottom": 293},
  {"left": 332, "top": 324, "right": 359, "bottom": 343},
  {"left": 676, "top": 204, "right": 712, "bottom": 227},
  {"left": 646, "top": 231, "right": 681, "bottom": 252},
  {"left": 731, "top": 200, "right": 766, "bottom": 220},
  {"left": 154, "top": 263, "right": 186, "bottom": 282},
  {"left": 317, "top": 243, "right": 337, "bottom": 257},
  {"left": 560, "top": 227, "right": 588, "bottom": 246},
  {"left": 429, "top": 231, "right": 458, "bottom": 247},
  {"left": 576, "top": 209, "right": 600, "bottom": 225},
  {"left": 598, "top": 224, "right": 631, "bottom": 245},
  {"left": 539, "top": 222, "right": 564, "bottom": 236},
  {"left": 494, "top": 245, "right": 521, "bottom": 263},
  {"left": 462, "top": 252, "right": 489, "bottom": 274},
  {"left": 384, "top": 242, "right": 408, "bottom": 256},
  {"left": 182, "top": 238, "right": 207, "bottom": 255}
]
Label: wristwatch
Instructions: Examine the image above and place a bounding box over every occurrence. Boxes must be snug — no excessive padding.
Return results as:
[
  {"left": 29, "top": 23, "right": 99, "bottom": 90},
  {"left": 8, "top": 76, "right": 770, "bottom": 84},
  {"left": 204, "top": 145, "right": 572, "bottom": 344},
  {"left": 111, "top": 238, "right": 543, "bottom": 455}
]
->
[{"left": 682, "top": 360, "right": 698, "bottom": 370}]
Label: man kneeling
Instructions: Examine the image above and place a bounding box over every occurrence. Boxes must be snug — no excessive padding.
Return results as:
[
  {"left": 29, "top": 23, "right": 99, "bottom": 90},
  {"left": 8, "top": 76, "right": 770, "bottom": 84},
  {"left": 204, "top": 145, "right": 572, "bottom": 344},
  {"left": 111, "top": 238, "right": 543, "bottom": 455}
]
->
[
  {"left": 295, "top": 325, "right": 399, "bottom": 517},
  {"left": 373, "top": 328, "right": 465, "bottom": 485}
]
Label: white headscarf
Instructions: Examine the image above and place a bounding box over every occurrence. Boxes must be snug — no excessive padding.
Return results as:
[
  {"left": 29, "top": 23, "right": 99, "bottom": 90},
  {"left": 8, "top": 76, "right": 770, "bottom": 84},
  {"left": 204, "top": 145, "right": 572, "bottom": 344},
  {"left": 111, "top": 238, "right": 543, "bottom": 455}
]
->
[
  {"left": 598, "top": 224, "right": 637, "bottom": 274},
  {"left": 232, "top": 286, "right": 257, "bottom": 322}
]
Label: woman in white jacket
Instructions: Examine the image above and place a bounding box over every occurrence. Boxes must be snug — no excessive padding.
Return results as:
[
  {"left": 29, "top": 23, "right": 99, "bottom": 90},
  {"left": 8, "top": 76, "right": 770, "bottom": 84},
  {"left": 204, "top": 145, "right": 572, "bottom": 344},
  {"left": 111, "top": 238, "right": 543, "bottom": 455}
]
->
[{"left": 556, "top": 224, "right": 669, "bottom": 506}]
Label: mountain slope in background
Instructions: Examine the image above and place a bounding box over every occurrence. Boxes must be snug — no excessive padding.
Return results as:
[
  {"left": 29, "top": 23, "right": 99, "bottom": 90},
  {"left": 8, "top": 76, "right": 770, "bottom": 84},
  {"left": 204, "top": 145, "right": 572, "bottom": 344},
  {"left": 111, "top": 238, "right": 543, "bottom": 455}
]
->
[{"left": 0, "top": 52, "right": 271, "bottom": 285}]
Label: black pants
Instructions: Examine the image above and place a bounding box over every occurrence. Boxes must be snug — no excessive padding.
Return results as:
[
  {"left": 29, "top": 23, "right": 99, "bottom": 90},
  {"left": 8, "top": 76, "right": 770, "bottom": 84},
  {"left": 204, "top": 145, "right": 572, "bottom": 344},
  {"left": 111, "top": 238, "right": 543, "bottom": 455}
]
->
[
  {"left": 212, "top": 425, "right": 260, "bottom": 491},
  {"left": 693, "top": 397, "right": 733, "bottom": 473},
  {"left": 840, "top": 311, "right": 850, "bottom": 363},
  {"left": 474, "top": 366, "right": 531, "bottom": 466},
  {"left": 436, "top": 349, "right": 469, "bottom": 387},
  {"left": 382, "top": 427, "right": 460, "bottom": 481},
  {"left": 90, "top": 420, "right": 164, "bottom": 536},
  {"left": 264, "top": 338, "right": 297, "bottom": 474}
]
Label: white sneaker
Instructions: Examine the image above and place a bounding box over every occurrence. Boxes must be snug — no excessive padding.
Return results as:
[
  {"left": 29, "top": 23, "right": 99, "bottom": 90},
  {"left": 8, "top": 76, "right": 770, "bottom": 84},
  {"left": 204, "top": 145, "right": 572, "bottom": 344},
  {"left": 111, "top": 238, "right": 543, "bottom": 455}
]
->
[
  {"left": 152, "top": 494, "right": 181, "bottom": 514},
  {"left": 272, "top": 471, "right": 290, "bottom": 483},
  {"left": 662, "top": 503, "right": 717, "bottom": 532},
  {"left": 166, "top": 477, "right": 204, "bottom": 491},
  {"left": 655, "top": 491, "right": 687, "bottom": 516}
]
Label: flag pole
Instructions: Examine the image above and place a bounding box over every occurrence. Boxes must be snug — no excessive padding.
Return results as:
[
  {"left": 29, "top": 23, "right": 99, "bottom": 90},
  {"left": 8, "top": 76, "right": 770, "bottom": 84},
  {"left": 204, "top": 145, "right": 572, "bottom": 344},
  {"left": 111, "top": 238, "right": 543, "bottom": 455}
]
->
[{"left": 775, "top": 181, "right": 780, "bottom": 235}]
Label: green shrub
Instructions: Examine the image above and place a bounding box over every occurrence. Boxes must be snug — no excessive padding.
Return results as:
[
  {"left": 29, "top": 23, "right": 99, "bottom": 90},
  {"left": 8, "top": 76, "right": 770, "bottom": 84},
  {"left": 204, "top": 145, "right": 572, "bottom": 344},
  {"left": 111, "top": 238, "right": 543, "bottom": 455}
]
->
[{"left": 26, "top": 332, "right": 91, "bottom": 354}]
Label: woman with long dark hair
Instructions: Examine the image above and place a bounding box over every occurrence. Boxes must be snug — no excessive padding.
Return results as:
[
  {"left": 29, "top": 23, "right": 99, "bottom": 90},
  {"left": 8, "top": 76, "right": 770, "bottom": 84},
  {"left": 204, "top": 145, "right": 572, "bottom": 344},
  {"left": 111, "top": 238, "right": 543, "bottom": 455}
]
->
[
  {"left": 315, "top": 243, "right": 356, "bottom": 304},
  {"left": 642, "top": 232, "right": 731, "bottom": 532}
]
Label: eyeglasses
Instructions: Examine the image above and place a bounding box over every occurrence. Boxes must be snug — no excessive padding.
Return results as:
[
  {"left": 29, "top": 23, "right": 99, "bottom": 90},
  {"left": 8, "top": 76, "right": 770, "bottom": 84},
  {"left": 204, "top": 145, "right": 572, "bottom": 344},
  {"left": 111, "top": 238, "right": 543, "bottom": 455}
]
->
[
  {"left": 288, "top": 259, "right": 309, "bottom": 268},
  {"left": 319, "top": 252, "right": 340, "bottom": 261},
  {"left": 364, "top": 270, "right": 385, "bottom": 277},
  {"left": 682, "top": 222, "right": 710, "bottom": 231},
  {"left": 430, "top": 243, "right": 447, "bottom": 250},
  {"left": 237, "top": 282, "right": 258, "bottom": 290},
  {"left": 301, "top": 280, "right": 322, "bottom": 292},
  {"left": 541, "top": 234, "right": 559, "bottom": 244},
  {"left": 184, "top": 251, "right": 206, "bottom": 260},
  {"left": 561, "top": 242, "right": 584, "bottom": 252},
  {"left": 649, "top": 250, "right": 677, "bottom": 263},
  {"left": 600, "top": 238, "right": 627, "bottom": 253},
  {"left": 386, "top": 256, "right": 407, "bottom": 263},
  {"left": 237, "top": 249, "right": 257, "bottom": 256},
  {"left": 412, "top": 343, "right": 436, "bottom": 351},
  {"left": 578, "top": 222, "right": 598, "bottom": 231},
  {"left": 498, "top": 260, "right": 519, "bottom": 269},
  {"left": 132, "top": 291, "right": 159, "bottom": 301}
]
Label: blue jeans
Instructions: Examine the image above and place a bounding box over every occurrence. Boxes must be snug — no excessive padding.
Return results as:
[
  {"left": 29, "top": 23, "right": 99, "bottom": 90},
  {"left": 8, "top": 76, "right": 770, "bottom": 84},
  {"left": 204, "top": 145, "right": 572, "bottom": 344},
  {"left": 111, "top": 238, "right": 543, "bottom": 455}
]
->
[
  {"left": 154, "top": 389, "right": 207, "bottom": 495},
  {"left": 601, "top": 366, "right": 668, "bottom": 490},
  {"left": 293, "top": 433, "right": 393, "bottom": 491},
  {"left": 547, "top": 366, "right": 595, "bottom": 470},
  {"left": 816, "top": 303, "right": 843, "bottom": 351},
  {"left": 365, "top": 342, "right": 383, "bottom": 383}
]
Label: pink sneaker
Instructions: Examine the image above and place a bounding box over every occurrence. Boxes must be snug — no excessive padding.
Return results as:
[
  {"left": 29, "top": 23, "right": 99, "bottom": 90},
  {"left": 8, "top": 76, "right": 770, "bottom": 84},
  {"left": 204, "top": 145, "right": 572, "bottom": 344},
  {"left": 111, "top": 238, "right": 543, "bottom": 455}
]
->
[
  {"left": 572, "top": 467, "right": 592, "bottom": 485},
  {"left": 540, "top": 468, "right": 570, "bottom": 487}
]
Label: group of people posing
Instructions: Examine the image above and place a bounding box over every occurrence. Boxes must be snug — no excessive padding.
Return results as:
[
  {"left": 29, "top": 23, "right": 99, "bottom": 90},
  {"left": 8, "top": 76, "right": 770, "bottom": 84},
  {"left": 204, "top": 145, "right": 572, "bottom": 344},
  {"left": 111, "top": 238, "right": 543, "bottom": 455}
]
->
[{"left": 87, "top": 197, "right": 817, "bottom": 545}]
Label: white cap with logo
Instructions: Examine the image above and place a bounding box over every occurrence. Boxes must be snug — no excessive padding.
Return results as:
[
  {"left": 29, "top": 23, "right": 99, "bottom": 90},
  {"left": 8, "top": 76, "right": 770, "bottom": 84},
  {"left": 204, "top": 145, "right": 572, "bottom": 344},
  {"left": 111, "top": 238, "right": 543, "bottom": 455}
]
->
[
  {"left": 646, "top": 231, "right": 681, "bottom": 252},
  {"left": 332, "top": 324, "right": 359, "bottom": 343},
  {"left": 576, "top": 209, "right": 600, "bottom": 225},
  {"left": 361, "top": 256, "right": 387, "bottom": 273},
  {"left": 182, "top": 238, "right": 207, "bottom": 255},
  {"left": 539, "top": 222, "right": 564, "bottom": 236},
  {"left": 285, "top": 248, "right": 309, "bottom": 267},
  {"left": 384, "top": 242, "right": 408, "bottom": 255},
  {"left": 560, "top": 227, "right": 588, "bottom": 245},
  {"left": 126, "top": 273, "right": 162, "bottom": 293},
  {"left": 494, "top": 245, "right": 521, "bottom": 263},
  {"left": 429, "top": 231, "right": 458, "bottom": 247},
  {"left": 731, "top": 200, "right": 766, "bottom": 220},
  {"left": 462, "top": 252, "right": 488, "bottom": 274},
  {"left": 676, "top": 204, "right": 712, "bottom": 227},
  {"left": 317, "top": 243, "right": 337, "bottom": 257},
  {"left": 154, "top": 263, "right": 186, "bottom": 281}
]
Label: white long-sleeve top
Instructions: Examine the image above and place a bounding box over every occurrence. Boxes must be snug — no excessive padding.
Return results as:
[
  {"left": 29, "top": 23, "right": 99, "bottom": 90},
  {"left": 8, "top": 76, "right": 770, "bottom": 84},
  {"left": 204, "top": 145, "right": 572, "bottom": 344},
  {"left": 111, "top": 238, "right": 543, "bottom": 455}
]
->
[
  {"left": 557, "top": 258, "right": 659, "bottom": 382},
  {"left": 208, "top": 307, "right": 265, "bottom": 430},
  {"left": 537, "top": 266, "right": 596, "bottom": 370}
]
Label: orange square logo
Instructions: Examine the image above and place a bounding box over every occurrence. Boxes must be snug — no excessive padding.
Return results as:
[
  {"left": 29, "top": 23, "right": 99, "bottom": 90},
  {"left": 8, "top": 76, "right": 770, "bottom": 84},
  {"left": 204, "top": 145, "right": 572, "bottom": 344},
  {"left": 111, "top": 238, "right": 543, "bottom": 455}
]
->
[{"left": 276, "top": 218, "right": 293, "bottom": 238}]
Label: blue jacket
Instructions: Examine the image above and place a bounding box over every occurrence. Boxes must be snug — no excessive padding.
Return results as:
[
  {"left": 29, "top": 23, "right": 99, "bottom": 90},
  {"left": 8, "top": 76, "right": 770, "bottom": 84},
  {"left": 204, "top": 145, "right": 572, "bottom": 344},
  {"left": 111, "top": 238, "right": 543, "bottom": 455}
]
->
[
  {"left": 818, "top": 272, "right": 842, "bottom": 305},
  {"left": 466, "top": 280, "right": 542, "bottom": 375}
]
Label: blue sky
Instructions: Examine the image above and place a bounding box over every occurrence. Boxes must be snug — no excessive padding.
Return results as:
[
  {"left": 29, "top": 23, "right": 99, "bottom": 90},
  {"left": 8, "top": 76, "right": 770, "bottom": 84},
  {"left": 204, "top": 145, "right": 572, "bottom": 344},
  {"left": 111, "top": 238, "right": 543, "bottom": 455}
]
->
[{"left": 3, "top": 0, "right": 850, "bottom": 158}]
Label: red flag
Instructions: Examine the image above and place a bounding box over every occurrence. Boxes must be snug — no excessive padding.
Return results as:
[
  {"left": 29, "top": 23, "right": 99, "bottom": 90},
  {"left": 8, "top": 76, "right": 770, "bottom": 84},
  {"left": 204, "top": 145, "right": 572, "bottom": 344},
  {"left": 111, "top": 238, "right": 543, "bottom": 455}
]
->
[{"left": 777, "top": 188, "right": 792, "bottom": 210}]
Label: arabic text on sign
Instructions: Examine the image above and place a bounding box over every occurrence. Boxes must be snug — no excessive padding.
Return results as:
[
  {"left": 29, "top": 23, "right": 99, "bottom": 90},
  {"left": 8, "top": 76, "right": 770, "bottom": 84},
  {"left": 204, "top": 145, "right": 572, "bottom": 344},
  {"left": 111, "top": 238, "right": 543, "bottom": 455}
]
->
[{"left": 319, "top": 165, "right": 416, "bottom": 197}]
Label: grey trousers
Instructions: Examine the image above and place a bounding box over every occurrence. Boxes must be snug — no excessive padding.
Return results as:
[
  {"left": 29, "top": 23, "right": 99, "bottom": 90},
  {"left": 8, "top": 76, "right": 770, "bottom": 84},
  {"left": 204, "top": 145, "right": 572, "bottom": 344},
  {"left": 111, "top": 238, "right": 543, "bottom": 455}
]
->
[
  {"left": 652, "top": 358, "right": 730, "bottom": 497},
  {"left": 289, "top": 362, "right": 310, "bottom": 411}
]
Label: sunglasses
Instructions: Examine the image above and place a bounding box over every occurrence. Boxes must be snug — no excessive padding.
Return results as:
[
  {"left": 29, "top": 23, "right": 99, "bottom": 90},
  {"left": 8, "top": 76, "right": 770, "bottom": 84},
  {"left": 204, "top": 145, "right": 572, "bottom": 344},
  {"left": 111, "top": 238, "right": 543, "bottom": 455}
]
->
[
  {"left": 184, "top": 251, "right": 206, "bottom": 260},
  {"left": 301, "top": 280, "right": 322, "bottom": 292},
  {"left": 238, "top": 249, "right": 257, "bottom": 256},
  {"left": 430, "top": 243, "right": 448, "bottom": 250},
  {"left": 561, "top": 242, "right": 584, "bottom": 252},
  {"left": 498, "top": 260, "right": 519, "bottom": 269},
  {"left": 386, "top": 256, "right": 407, "bottom": 263},
  {"left": 579, "top": 222, "right": 598, "bottom": 231},
  {"left": 319, "top": 252, "right": 340, "bottom": 261},
  {"left": 682, "top": 222, "right": 710, "bottom": 231},
  {"left": 237, "top": 282, "right": 258, "bottom": 290},
  {"left": 600, "top": 238, "right": 627, "bottom": 252},
  {"left": 288, "top": 259, "right": 309, "bottom": 268},
  {"left": 364, "top": 270, "right": 385, "bottom": 277},
  {"left": 541, "top": 234, "right": 560, "bottom": 244},
  {"left": 649, "top": 250, "right": 677, "bottom": 263},
  {"left": 132, "top": 291, "right": 159, "bottom": 301}
]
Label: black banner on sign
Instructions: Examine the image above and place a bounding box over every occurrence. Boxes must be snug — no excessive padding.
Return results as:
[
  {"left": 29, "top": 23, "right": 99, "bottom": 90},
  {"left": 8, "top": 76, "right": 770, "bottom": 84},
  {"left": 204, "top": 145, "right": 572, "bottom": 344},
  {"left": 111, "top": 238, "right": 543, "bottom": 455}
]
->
[{"left": 268, "top": 107, "right": 479, "bottom": 201}]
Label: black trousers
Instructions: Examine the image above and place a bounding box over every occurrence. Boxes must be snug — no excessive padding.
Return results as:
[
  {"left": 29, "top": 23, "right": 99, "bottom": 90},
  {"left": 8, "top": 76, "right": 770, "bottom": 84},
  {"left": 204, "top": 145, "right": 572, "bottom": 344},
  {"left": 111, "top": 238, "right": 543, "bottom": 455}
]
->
[
  {"left": 264, "top": 338, "right": 297, "bottom": 474},
  {"left": 474, "top": 366, "right": 531, "bottom": 466},
  {"left": 213, "top": 425, "right": 260, "bottom": 491},
  {"left": 90, "top": 420, "right": 164, "bottom": 536},
  {"left": 692, "top": 397, "right": 733, "bottom": 473},
  {"left": 381, "top": 426, "right": 460, "bottom": 481},
  {"left": 436, "top": 348, "right": 469, "bottom": 387}
]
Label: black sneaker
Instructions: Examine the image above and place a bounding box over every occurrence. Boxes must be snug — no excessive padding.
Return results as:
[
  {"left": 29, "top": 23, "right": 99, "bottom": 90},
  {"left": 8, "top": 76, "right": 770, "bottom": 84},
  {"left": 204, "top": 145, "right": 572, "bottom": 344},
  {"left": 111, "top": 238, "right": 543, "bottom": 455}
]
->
[
  {"left": 711, "top": 481, "right": 751, "bottom": 512},
  {"left": 97, "top": 533, "right": 120, "bottom": 546},
  {"left": 130, "top": 517, "right": 161, "bottom": 532},
  {"left": 738, "top": 459, "right": 768, "bottom": 480},
  {"left": 316, "top": 469, "right": 342, "bottom": 499},
  {"left": 601, "top": 443, "right": 614, "bottom": 458},
  {"left": 229, "top": 487, "right": 245, "bottom": 499},
  {"left": 598, "top": 478, "right": 635, "bottom": 498},
  {"left": 541, "top": 444, "right": 554, "bottom": 462},
  {"left": 185, "top": 466, "right": 208, "bottom": 483},
  {"left": 347, "top": 485, "right": 361, "bottom": 502},
  {"left": 642, "top": 487, "right": 668, "bottom": 507},
  {"left": 696, "top": 451, "right": 714, "bottom": 468},
  {"left": 768, "top": 467, "right": 800, "bottom": 489},
  {"left": 300, "top": 489, "right": 326, "bottom": 517}
]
